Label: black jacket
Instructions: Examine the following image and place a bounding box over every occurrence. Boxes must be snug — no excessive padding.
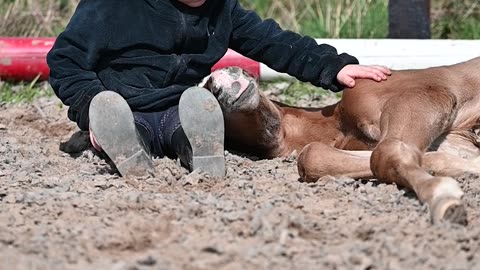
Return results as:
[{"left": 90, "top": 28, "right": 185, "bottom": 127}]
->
[{"left": 47, "top": 0, "right": 359, "bottom": 130}]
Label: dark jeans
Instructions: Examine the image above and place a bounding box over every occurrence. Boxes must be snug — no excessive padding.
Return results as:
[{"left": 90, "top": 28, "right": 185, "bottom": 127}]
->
[{"left": 133, "top": 106, "right": 187, "bottom": 160}]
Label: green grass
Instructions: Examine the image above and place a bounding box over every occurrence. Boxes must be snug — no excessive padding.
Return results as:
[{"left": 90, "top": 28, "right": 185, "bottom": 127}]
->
[
  {"left": 274, "top": 81, "right": 339, "bottom": 105},
  {"left": 432, "top": 16, "right": 480, "bottom": 39},
  {"left": 240, "top": 0, "right": 389, "bottom": 38},
  {"left": 0, "top": 81, "right": 54, "bottom": 104},
  {"left": 431, "top": 0, "right": 479, "bottom": 39}
]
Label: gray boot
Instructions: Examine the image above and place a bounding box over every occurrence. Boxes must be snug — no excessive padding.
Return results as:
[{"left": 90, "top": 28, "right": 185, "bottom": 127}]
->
[
  {"left": 178, "top": 87, "right": 225, "bottom": 177},
  {"left": 89, "top": 91, "right": 154, "bottom": 177}
]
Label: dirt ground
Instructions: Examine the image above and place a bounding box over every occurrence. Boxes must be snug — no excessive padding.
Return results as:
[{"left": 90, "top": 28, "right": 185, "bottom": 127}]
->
[{"left": 1, "top": 89, "right": 480, "bottom": 270}]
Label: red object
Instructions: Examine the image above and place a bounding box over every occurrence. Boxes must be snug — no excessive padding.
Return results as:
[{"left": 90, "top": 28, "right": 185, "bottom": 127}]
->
[
  {"left": 0, "top": 37, "right": 54, "bottom": 81},
  {"left": 212, "top": 49, "right": 260, "bottom": 78},
  {"left": 0, "top": 37, "right": 260, "bottom": 82}
]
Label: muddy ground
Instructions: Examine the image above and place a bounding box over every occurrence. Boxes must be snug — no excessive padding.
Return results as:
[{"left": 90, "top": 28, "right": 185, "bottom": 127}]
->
[{"left": 0, "top": 88, "right": 479, "bottom": 270}]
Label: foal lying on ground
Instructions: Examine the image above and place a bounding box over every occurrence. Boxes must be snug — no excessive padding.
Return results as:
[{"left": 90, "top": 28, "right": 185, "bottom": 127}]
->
[{"left": 210, "top": 57, "right": 480, "bottom": 225}]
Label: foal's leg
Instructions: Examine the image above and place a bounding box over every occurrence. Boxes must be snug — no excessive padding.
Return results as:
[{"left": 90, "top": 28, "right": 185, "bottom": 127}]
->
[
  {"left": 298, "top": 143, "right": 480, "bottom": 182},
  {"left": 297, "top": 143, "right": 373, "bottom": 181},
  {"left": 423, "top": 151, "right": 480, "bottom": 176},
  {"left": 370, "top": 92, "right": 467, "bottom": 225}
]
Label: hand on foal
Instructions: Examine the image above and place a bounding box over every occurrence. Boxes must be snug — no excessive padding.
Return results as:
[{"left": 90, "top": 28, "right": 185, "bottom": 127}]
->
[{"left": 337, "top": 64, "right": 391, "bottom": 88}]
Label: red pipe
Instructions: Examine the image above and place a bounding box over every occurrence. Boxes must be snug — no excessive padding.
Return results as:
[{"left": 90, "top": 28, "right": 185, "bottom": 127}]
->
[
  {"left": 212, "top": 49, "right": 260, "bottom": 79},
  {"left": 0, "top": 37, "right": 260, "bottom": 82},
  {"left": 0, "top": 38, "right": 54, "bottom": 81}
]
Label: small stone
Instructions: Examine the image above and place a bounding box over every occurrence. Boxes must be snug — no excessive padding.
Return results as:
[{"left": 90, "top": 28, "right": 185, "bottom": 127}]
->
[
  {"left": 137, "top": 256, "right": 156, "bottom": 266},
  {"left": 201, "top": 246, "right": 223, "bottom": 255},
  {"left": 180, "top": 170, "right": 204, "bottom": 186},
  {"left": 4, "top": 193, "right": 16, "bottom": 204},
  {"left": 93, "top": 180, "right": 109, "bottom": 189}
]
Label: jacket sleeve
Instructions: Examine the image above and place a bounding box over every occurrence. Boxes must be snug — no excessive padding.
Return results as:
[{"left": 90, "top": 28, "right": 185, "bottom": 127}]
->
[
  {"left": 47, "top": 0, "right": 110, "bottom": 130},
  {"left": 229, "top": 1, "right": 359, "bottom": 92}
]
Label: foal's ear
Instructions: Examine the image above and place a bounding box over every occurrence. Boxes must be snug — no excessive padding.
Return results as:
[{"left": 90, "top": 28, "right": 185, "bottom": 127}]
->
[{"left": 198, "top": 74, "right": 213, "bottom": 90}]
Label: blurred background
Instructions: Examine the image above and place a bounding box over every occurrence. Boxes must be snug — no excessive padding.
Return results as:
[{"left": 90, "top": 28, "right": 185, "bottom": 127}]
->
[
  {"left": 0, "top": 0, "right": 478, "bottom": 39},
  {"left": 0, "top": 0, "right": 478, "bottom": 104}
]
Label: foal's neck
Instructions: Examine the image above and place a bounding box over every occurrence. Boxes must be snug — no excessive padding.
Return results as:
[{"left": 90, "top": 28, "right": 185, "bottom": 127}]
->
[{"left": 276, "top": 102, "right": 344, "bottom": 153}]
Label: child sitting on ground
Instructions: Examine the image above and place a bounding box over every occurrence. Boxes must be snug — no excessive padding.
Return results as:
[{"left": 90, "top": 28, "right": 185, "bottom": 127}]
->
[{"left": 47, "top": 0, "right": 390, "bottom": 177}]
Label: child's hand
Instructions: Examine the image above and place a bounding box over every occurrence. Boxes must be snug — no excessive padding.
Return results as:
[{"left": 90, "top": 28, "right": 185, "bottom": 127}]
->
[{"left": 337, "top": 64, "right": 391, "bottom": 88}]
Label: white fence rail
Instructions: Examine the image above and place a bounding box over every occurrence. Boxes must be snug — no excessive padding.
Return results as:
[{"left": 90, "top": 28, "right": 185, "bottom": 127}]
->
[{"left": 260, "top": 39, "right": 480, "bottom": 80}]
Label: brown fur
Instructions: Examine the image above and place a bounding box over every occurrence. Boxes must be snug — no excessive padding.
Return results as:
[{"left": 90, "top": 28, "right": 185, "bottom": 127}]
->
[{"left": 218, "top": 57, "right": 480, "bottom": 224}]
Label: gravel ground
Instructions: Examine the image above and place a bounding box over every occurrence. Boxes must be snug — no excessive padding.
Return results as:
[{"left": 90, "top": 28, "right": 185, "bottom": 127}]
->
[{"left": 0, "top": 88, "right": 479, "bottom": 270}]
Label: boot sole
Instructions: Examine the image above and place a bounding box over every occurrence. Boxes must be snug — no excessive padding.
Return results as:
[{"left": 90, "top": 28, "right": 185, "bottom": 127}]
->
[
  {"left": 89, "top": 91, "right": 154, "bottom": 177},
  {"left": 179, "top": 87, "right": 225, "bottom": 177}
]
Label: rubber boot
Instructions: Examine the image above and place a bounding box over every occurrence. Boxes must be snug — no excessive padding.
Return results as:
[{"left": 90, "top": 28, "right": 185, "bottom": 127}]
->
[
  {"left": 89, "top": 91, "right": 154, "bottom": 177},
  {"left": 178, "top": 87, "right": 225, "bottom": 177}
]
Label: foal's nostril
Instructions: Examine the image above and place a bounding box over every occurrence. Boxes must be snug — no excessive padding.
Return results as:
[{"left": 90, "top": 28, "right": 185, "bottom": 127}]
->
[{"left": 231, "top": 81, "right": 241, "bottom": 93}]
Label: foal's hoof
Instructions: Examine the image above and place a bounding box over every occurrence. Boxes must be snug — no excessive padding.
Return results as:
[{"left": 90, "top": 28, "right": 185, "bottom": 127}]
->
[
  {"left": 208, "top": 67, "right": 260, "bottom": 112},
  {"left": 430, "top": 197, "right": 468, "bottom": 226}
]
